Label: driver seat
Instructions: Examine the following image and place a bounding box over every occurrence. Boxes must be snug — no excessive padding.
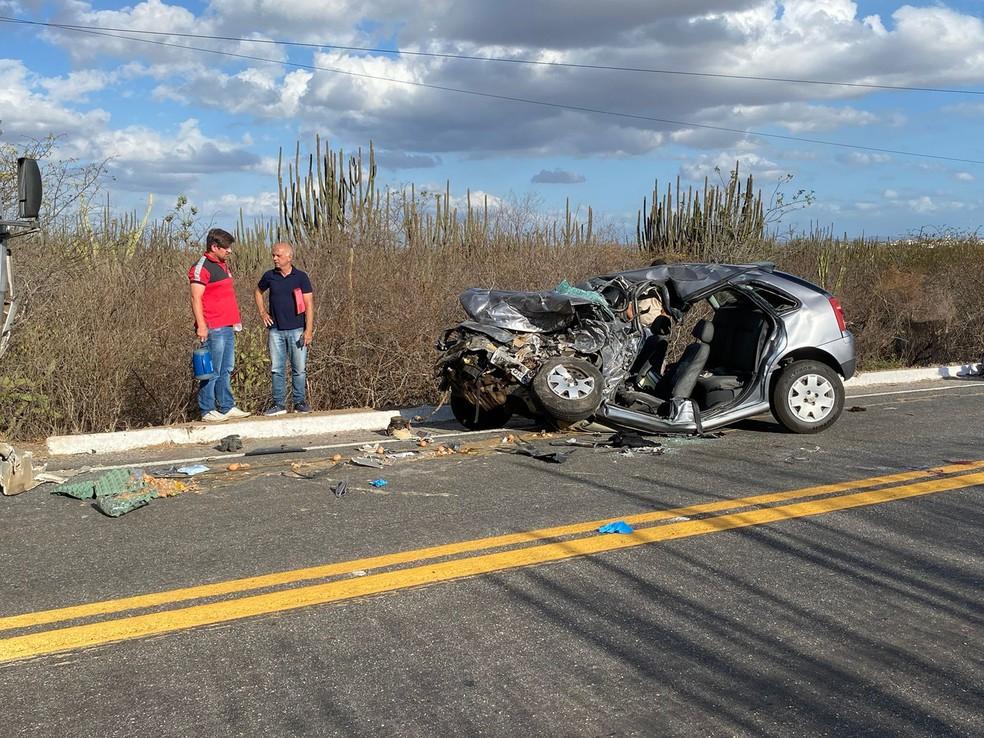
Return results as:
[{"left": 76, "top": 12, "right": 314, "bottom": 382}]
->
[{"left": 664, "top": 320, "right": 714, "bottom": 399}]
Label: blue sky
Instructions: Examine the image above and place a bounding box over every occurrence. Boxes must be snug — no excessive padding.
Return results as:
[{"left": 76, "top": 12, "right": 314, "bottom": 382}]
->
[{"left": 1, "top": 0, "right": 982, "bottom": 238}]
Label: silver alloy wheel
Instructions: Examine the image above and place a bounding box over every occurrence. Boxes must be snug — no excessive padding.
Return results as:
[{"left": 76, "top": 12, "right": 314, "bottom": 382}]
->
[
  {"left": 546, "top": 363, "right": 596, "bottom": 400},
  {"left": 787, "top": 373, "right": 836, "bottom": 422}
]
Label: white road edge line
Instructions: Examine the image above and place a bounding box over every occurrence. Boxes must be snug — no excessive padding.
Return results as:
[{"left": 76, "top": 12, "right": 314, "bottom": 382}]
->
[
  {"left": 847, "top": 383, "right": 984, "bottom": 399},
  {"left": 70, "top": 426, "right": 531, "bottom": 473}
]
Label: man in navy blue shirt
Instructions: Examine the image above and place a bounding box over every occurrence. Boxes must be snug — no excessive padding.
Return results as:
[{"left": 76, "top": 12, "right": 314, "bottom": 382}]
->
[{"left": 254, "top": 242, "right": 314, "bottom": 415}]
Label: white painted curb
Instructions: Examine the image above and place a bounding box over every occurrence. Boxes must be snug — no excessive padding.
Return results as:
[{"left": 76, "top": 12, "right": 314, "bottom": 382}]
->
[
  {"left": 844, "top": 363, "right": 979, "bottom": 388},
  {"left": 46, "top": 408, "right": 398, "bottom": 456},
  {"left": 44, "top": 363, "right": 980, "bottom": 456}
]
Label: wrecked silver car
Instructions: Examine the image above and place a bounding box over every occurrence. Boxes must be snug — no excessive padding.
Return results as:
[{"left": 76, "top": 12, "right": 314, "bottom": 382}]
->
[{"left": 436, "top": 262, "right": 856, "bottom": 435}]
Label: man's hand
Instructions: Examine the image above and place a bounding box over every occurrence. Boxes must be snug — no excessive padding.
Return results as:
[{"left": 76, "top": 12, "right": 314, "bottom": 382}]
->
[
  {"left": 261, "top": 312, "right": 274, "bottom": 328},
  {"left": 303, "top": 329, "right": 313, "bottom": 346},
  {"left": 196, "top": 323, "right": 209, "bottom": 342}
]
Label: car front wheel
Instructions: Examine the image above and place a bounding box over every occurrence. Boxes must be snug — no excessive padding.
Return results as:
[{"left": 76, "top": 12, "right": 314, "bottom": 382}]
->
[
  {"left": 531, "top": 357, "right": 605, "bottom": 423},
  {"left": 771, "top": 360, "right": 845, "bottom": 434}
]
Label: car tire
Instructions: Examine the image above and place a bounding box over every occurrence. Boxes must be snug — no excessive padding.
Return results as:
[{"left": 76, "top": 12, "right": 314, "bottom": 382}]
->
[
  {"left": 771, "top": 360, "right": 845, "bottom": 434},
  {"left": 450, "top": 392, "right": 512, "bottom": 431},
  {"left": 531, "top": 357, "right": 605, "bottom": 423}
]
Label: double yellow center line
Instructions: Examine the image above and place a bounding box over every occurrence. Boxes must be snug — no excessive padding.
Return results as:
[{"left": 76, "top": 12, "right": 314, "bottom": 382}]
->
[{"left": 2, "top": 460, "right": 982, "bottom": 664}]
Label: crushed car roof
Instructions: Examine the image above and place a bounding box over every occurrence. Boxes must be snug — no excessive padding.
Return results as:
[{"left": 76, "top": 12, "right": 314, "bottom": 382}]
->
[{"left": 582, "top": 262, "right": 775, "bottom": 303}]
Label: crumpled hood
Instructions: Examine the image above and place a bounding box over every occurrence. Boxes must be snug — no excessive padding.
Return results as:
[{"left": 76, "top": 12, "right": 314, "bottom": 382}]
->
[{"left": 459, "top": 288, "right": 604, "bottom": 333}]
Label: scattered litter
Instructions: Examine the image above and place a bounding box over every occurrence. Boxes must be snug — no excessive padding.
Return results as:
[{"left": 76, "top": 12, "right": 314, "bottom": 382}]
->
[
  {"left": 598, "top": 521, "right": 634, "bottom": 534},
  {"left": 369, "top": 478, "right": 388, "bottom": 488},
  {"left": 417, "top": 439, "right": 430, "bottom": 448},
  {"left": 96, "top": 488, "right": 155, "bottom": 517},
  {"left": 176, "top": 464, "right": 210, "bottom": 476},
  {"left": 216, "top": 434, "right": 243, "bottom": 452},
  {"left": 0, "top": 443, "right": 37, "bottom": 496},
  {"left": 244, "top": 445, "right": 306, "bottom": 457},
  {"left": 332, "top": 481, "right": 348, "bottom": 498},
  {"left": 56, "top": 480, "right": 97, "bottom": 499},
  {"left": 330, "top": 454, "right": 343, "bottom": 462},
  {"left": 549, "top": 438, "right": 601, "bottom": 448},
  {"left": 350, "top": 569, "right": 367, "bottom": 577},
  {"left": 34, "top": 471, "right": 70, "bottom": 485},
  {"left": 386, "top": 450, "right": 419, "bottom": 460},
  {"left": 848, "top": 406, "right": 867, "bottom": 412},
  {"left": 386, "top": 417, "right": 414, "bottom": 440},
  {"left": 358, "top": 443, "right": 387, "bottom": 455},
  {"left": 498, "top": 438, "right": 575, "bottom": 464},
  {"left": 146, "top": 465, "right": 187, "bottom": 479},
  {"left": 53, "top": 467, "right": 197, "bottom": 515},
  {"left": 618, "top": 446, "right": 667, "bottom": 458},
  {"left": 351, "top": 456, "right": 385, "bottom": 469},
  {"left": 608, "top": 431, "right": 662, "bottom": 449},
  {"left": 144, "top": 475, "right": 197, "bottom": 498},
  {"left": 226, "top": 462, "right": 251, "bottom": 472},
  {"left": 283, "top": 464, "right": 333, "bottom": 480}
]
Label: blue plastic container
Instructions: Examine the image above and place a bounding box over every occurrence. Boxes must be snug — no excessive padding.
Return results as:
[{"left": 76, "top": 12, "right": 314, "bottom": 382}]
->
[{"left": 192, "top": 345, "right": 215, "bottom": 381}]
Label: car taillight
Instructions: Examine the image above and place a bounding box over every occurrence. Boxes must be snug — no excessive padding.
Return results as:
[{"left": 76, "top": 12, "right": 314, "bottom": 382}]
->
[{"left": 829, "top": 296, "right": 847, "bottom": 332}]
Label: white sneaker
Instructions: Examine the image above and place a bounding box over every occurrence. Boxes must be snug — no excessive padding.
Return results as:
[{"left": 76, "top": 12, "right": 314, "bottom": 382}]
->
[
  {"left": 222, "top": 407, "right": 251, "bottom": 419},
  {"left": 202, "top": 410, "right": 227, "bottom": 423}
]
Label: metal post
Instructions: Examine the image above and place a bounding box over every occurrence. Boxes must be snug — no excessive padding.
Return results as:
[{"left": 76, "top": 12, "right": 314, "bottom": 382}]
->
[{"left": 0, "top": 227, "right": 16, "bottom": 359}]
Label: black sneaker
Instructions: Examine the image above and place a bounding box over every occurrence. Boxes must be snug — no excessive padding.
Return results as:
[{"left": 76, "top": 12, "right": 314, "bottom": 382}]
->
[
  {"left": 263, "top": 406, "right": 287, "bottom": 416},
  {"left": 294, "top": 403, "right": 312, "bottom": 413}
]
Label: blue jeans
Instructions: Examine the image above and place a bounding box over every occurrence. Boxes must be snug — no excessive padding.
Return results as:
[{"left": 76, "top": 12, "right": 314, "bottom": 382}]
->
[
  {"left": 269, "top": 327, "right": 307, "bottom": 407},
  {"left": 198, "top": 326, "right": 236, "bottom": 414}
]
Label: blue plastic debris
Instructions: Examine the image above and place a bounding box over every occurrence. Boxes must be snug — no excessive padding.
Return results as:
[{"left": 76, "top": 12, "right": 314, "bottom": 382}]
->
[
  {"left": 369, "top": 479, "right": 388, "bottom": 488},
  {"left": 598, "top": 521, "right": 634, "bottom": 534}
]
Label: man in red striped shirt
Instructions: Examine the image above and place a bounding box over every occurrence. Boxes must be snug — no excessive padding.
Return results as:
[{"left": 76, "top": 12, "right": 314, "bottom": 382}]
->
[{"left": 188, "top": 228, "right": 251, "bottom": 423}]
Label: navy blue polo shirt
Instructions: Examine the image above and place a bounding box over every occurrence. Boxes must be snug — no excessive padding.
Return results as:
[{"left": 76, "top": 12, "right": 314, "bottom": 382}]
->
[{"left": 257, "top": 267, "right": 313, "bottom": 331}]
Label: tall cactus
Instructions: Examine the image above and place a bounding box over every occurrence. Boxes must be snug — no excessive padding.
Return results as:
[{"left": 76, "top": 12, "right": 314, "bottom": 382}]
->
[{"left": 638, "top": 162, "right": 767, "bottom": 261}]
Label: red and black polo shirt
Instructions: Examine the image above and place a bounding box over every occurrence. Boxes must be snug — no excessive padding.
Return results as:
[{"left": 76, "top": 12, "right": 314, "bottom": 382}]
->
[{"left": 188, "top": 253, "right": 241, "bottom": 328}]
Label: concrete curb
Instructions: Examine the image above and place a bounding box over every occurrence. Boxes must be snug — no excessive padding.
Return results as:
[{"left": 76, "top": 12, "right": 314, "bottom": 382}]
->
[
  {"left": 46, "top": 408, "right": 400, "bottom": 456},
  {"left": 844, "top": 363, "right": 979, "bottom": 388},
  {"left": 45, "top": 364, "right": 980, "bottom": 456}
]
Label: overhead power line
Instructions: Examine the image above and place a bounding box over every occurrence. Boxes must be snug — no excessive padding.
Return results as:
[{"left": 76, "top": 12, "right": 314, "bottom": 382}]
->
[
  {"left": 5, "top": 17, "right": 984, "bottom": 166},
  {"left": 5, "top": 15, "right": 984, "bottom": 96}
]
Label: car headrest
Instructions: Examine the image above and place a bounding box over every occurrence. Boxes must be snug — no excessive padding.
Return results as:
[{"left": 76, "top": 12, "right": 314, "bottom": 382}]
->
[
  {"left": 692, "top": 319, "right": 714, "bottom": 344},
  {"left": 650, "top": 315, "right": 671, "bottom": 336}
]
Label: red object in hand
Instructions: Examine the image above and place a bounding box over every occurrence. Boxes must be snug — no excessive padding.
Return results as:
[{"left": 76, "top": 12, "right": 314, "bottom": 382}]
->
[{"left": 293, "top": 287, "right": 305, "bottom": 314}]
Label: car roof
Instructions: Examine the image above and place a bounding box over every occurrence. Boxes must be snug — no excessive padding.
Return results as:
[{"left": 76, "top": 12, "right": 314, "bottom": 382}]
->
[{"left": 582, "top": 262, "right": 777, "bottom": 304}]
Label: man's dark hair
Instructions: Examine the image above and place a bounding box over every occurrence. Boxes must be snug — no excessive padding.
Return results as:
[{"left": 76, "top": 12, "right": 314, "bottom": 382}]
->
[{"left": 205, "top": 228, "right": 235, "bottom": 252}]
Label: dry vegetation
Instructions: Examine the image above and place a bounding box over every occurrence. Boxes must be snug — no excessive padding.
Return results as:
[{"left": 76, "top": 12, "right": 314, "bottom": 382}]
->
[{"left": 1, "top": 141, "right": 981, "bottom": 440}]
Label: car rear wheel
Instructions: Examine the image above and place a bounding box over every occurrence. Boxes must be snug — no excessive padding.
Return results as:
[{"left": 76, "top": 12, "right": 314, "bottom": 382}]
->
[
  {"left": 771, "top": 360, "right": 844, "bottom": 434},
  {"left": 531, "top": 357, "right": 604, "bottom": 423},
  {"left": 450, "top": 392, "right": 513, "bottom": 431}
]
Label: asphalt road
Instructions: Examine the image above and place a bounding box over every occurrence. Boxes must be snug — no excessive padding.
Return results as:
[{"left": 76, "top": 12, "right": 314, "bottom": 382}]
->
[{"left": 1, "top": 380, "right": 982, "bottom": 737}]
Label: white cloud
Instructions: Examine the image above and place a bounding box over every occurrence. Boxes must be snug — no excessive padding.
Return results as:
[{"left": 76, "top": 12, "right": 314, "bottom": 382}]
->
[
  {"left": 954, "top": 172, "right": 974, "bottom": 182},
  {"left": 907, "top": 196, "right": 937, "bottom": 214},
  {"left": 531, "top": 168, "right": 586, "bottom": 184},
  {"left": 7, "top": 0, "right": 973, "bottom": 162},
  {"left": 680, "top": 151, "right": 787, "bottom": 182},
  {"left": 39, "top": 69, "right": 113, "bottom": 102},
  {"left": 0, "top": 59, "right": 110, "bottom": 137},
  {"left": 204, "top": 191, "right": 279, "bottom": 216},
  {"left": 842, "top": 152, "right": 892, "bottom": 166},
  {"left": 883, "top": 189, "right": 898, "bottom": 199}
]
